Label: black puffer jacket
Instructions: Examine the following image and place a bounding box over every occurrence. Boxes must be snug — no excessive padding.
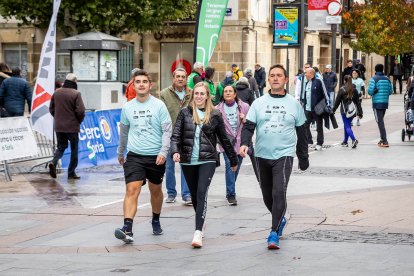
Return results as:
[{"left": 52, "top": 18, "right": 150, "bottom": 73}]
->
[{"left": 170, "top": 106, "right": 238, "bottom": 166}]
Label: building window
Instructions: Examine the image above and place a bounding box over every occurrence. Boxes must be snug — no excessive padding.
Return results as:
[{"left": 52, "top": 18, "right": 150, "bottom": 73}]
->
[
  {"left": 3, "top": 44, "right": 28, "bottom": 79},
  {"left": 353, "top": 50, "right": 358, "bottom": 61},
  {"left": 307, "top": 46, "right": 314, "bottom": 66}
]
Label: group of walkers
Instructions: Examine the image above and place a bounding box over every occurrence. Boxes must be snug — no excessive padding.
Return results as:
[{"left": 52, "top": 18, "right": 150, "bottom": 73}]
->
[{"left": 114, "top": 64, "right": 309, "bottom": 250}]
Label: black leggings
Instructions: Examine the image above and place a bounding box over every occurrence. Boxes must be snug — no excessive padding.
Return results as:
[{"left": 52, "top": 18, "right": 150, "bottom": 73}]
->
[
  {"left": 182, "top": 162, "right": 216, "bottom": 231},
  {"left": 256, "top": 156, "right": 294, "bottom": 232}
]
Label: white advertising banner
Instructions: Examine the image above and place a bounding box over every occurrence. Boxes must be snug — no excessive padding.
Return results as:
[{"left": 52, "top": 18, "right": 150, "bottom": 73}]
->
[
  {"left": 0, "top": 117, "right": 38, "bottom": 161},
  {"left": 30, "top": 0, "right": 61, "bottom": 141}
]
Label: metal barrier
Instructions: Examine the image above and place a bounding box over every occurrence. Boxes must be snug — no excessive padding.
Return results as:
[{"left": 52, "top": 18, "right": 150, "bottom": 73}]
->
[{"left": 1, "top": 130, "right": 55, "bottom": 181}]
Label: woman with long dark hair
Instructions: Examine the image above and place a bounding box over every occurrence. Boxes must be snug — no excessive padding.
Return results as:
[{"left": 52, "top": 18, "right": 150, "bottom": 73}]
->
[
  {"left": 333, "top": 75, "right": 363, "bottom": 148},
  {"left": 170, "top": 82, "right": 238, "bottom": 248}
]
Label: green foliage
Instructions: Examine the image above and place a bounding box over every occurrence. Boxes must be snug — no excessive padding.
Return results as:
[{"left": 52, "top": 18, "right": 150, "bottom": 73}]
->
[
  {"left": 0, "top": 0, "right": 199, "bottom": 36},
  {"left": 342, "top": 0, "right": 414, "bottom": 55}
]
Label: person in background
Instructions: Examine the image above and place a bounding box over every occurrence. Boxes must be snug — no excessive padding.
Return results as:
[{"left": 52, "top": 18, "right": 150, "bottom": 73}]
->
[
  {"left": 244, "top": 68, "right": 259, "bottom": 99},
  {"left": 215, "top": 84, "right": 250, "bottom": 206},
  {"left": 216, "top": 71, "right": 235, "bottom": 102},
  {"left": 125, "top": 68, "right": 141, "bottom": 101},
  {"left": 354, "top": 59, "right": 366, "bottom": 81},
  {"left": 388, "top": 59, "right": 403, "bottom": 94},
  {"left": 342, "top": 59, "right": 354, "bottom": 83},
  {"left": 170, "top": 82, "right": 237, "bottom": 248},
  {"left": 254, "top": 63, "right": 266, "bottom": 97},
  {"left": 322, "top": 64, "right": 338, "bottom": 107},
  {"left": 294, "top": 63, "right": 311, "bottom": 101},
  {"left": 0, "top": 67, "right": 32, "bottom": 117},
  {"left": 203, "top": 66, "right": 218, "bottom": 105},
  {"left": 234, "top": 77, "right": 255, "bottom": 106},
  {"left": 368, "top": 64, "right": 393, "bottom": 147},
  {"left": 300, "top": 68, "right": 327, "bottom": 151},
  {"left": 160, "top": 68, "right": 192, "bottom": 206},
  {"left": 48, "top": 73, "right": 85, "bottom": 179},
  {"left": 231, "top": 64, "right": 243, "bottom": 81},
  {"left": 351, "top": 69, "right": 365, "bottom": 126},
  {"left": 333, "top": 75, "right": 363, "bottom": 148},
  {"left": 187, "top": 62, "right": 204, "bottom": 90}
]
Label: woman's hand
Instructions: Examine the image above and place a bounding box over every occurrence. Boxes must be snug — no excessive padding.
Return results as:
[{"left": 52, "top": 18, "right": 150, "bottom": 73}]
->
[
  {"left": 239, "top": 145, "right": 248, "bottom": 157},
  {"left": 239, "top": 113, "right": 246, "bottom": 123},
  {"left": 231, "top": 165, "right": 237, "bottom": 172},
  {"left": 173, "top": 153, "right": 181, "bottom": 162}
]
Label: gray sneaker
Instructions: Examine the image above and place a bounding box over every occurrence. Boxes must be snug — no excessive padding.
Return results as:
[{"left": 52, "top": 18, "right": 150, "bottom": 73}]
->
[
  {"left": 165, "top": 195, "right": 176, "bottom": 203},
  {"left": 183, "top": 197, "right": 193, "bottom": 206},
  {"left": 227, "top": 196, "right": 238, "bottom": 206}
]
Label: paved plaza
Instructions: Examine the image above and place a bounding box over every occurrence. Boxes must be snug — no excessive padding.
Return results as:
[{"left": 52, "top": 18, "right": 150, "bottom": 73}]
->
[{"left": 0, "top": 93, "right": 413, "bottom": 275}]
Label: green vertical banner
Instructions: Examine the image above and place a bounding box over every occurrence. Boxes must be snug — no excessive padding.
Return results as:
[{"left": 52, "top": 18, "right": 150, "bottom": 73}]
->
[{"left": 194, "top": 0, "right": 229, "bottom": 67}]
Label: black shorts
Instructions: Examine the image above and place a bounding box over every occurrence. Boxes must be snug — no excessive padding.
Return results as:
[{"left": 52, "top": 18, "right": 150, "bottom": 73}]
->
[{"left": 123, "top": 152, "right": 166, "bottom": 185}]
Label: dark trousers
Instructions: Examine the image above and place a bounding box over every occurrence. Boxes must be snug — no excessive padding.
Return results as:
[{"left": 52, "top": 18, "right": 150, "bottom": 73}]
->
[
  {"left": 304, "top": 110, "right": 324, "bottom": 146},
  {"left": 392, "top": 75, "right": 403, "bottom": 94},
  {"left": 52, "top": 132, "right": 79, "bottom": 176},
  {"left": 373, "top": 109, "right": 387, "bottom": 142},
  {"left": 256, "top": 156, "right": 294, "bottom": 232},
  {"left": 182, "top": 162, "right": 216, "bottom": 231}
]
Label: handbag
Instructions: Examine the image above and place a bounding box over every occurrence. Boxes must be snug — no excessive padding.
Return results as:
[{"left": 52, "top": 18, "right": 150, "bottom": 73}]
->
[
  {"left": 314, "top": 98, "right": 327, "bottom": 116},
  {"left": 342, "top": 99, "right": 357, "bottom": 118}
]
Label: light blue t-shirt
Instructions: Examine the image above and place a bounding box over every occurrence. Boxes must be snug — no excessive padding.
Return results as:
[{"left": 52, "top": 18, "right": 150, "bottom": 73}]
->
[
  {"left": 246, "top": 93, "right": 306, "bottom": 160},
  {"left": 175, "top": 89, "right": 186, "bottom": 101},
  {"left": 120, "top": 95, "right": 171, "bottom": 156},
  {"left": 352, "top": 78, "right": 365, "bottom": 95},
  {"left": 304, "top": 80, "right": 312, "bottom": 111},
  {"left": 224, "top": 102, "right": 238, "bottom": 135}
]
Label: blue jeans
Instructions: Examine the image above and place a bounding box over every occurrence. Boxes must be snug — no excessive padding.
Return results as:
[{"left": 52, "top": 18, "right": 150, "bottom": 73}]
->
[
  {"left": 329, "top": 91, "right": 335, "bottom": 107},
  {"left": 223, "top": 153, "right": 244, "bottom": 198},
  {"left": 165, "top": 155, "right": 190, "bottom": 199}
]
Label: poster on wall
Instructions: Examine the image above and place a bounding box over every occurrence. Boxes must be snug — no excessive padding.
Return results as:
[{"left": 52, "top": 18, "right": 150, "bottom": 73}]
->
[
  {"left": 308, "top": 0, "right": 338, "bottom": 31},
  {"left": 273, "top": 4, "right": 300, "bottom": 48}
]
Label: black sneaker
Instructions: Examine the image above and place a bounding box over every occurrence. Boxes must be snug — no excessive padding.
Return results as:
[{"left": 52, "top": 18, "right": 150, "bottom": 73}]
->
[
  {"left": 352, "top": 139, "right": 358, "bottom": 149},
  {"left": 151, "top": 219, "right": 163, "bottom": 235},
  {"left": 49, "top": 163, "right": 56, "bottom": 178},
  {"left": 114, "top": 227, "right": 134, "bottom": 243},
  {"left": 227, "top": 196, "right": 238, "bottom": 206},
  {"left": 377, "top": 139, "right": 383, "bottom": 146},
  {"left": 341, "top": 142, "right": 348, "bottom": 147}
]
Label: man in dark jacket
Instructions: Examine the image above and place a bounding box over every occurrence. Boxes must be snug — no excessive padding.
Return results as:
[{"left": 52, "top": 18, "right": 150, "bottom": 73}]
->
[
  {"left": 254, "top": 63, "right": 266, "bottom": 97},
  {"left": 0, "top": 67, "right": 32, "bottom": 117},
  {"left": 48, "top": 73, "right": 86, "bottom": 179},
  {"left": 389, "top": 59, "right": 403, "bottom": 94},
  {"left": 322, "top": 64, "right": 338, "bottom": 106},
  {"left": 300, "top": 68, "right": 327, "bottom": 150},
  {"left": 342, "top": 59, "right": 354, "bottom": 83}
]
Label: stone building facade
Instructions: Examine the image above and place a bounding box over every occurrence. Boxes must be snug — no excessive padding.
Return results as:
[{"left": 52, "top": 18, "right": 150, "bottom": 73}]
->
[{"left": 1, "top": 0, "right": 384, "bottom": 93}]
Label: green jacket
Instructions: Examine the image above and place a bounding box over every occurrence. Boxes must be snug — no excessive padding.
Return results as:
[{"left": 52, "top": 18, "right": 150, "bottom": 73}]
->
[
  {"left": 160, "top": 85, "right": 191, "bottom": 126},
  {"left": 187, "top": 71, "right": 202, "bottom": 89},
  {"left": 204, "top": 79, "right": 217, "bottom": 105}
]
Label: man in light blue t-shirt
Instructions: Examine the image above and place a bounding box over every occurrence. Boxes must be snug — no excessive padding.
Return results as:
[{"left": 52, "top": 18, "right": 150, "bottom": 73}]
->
[
  {"left": 240, "top": 64, "right": 309, "bottom": 250},
  {"left": 114, "top": 70, "right": 172, "bottom": 244}
]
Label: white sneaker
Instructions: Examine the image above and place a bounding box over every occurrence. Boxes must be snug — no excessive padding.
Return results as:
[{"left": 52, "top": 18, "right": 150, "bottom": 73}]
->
[
  {"left": 192, "top": 230, "right": 203, "bottom": 248},
  {"left": 315, "top": 145, "right": 322, "bottom": 151}
]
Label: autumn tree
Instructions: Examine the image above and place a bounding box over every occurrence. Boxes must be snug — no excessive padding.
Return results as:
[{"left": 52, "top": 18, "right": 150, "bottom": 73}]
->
[
  {"left": 0, "top": 0, "right": 198, "bottom": 36},
  {"left": 342, "top": 0, "right": 414, "bottom": 55}
]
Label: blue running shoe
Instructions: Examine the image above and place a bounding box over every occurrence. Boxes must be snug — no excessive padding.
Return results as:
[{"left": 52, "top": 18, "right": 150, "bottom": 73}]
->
[
  {"left": 114, "top": 227, "right": 134, "bottom": 244},
  {"left": 267, "top": 231, "right": 280, "bottom": 249},
  {"left": 151, "top": 219, "right": 163, "bottom": 235},
  {"left": 277, "top": 217, "right": 287, "bottom": 237}
]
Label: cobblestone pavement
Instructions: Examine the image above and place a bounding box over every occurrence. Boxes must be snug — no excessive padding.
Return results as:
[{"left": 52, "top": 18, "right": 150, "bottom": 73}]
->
[{"left": 289, "top": 230, "right": 414, "bottom": 246}]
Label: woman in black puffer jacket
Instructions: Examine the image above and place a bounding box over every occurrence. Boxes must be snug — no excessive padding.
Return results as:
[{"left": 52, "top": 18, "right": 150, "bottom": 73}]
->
[{"left": 170, "top": 82, "right": 238, "bottom": 248}]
